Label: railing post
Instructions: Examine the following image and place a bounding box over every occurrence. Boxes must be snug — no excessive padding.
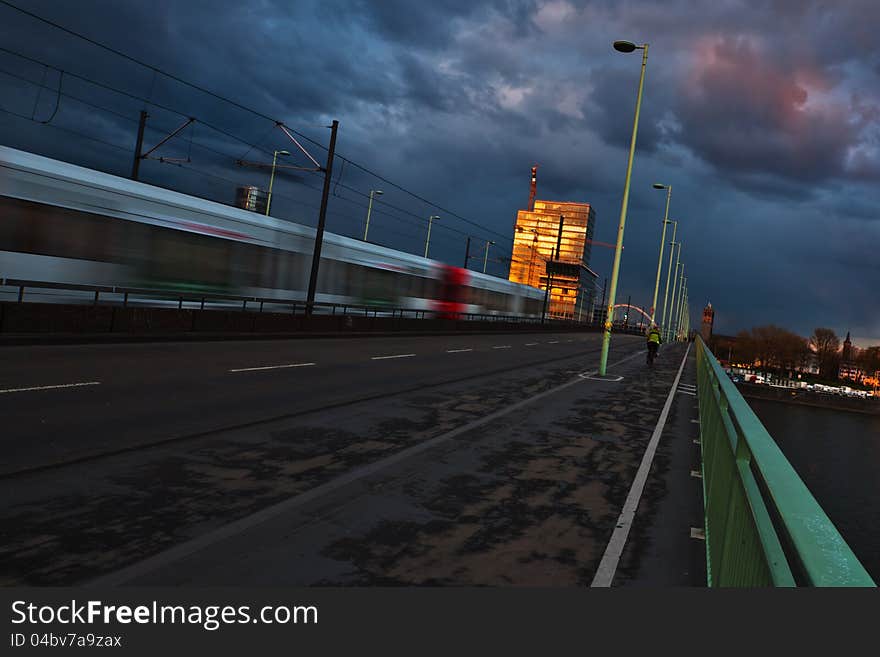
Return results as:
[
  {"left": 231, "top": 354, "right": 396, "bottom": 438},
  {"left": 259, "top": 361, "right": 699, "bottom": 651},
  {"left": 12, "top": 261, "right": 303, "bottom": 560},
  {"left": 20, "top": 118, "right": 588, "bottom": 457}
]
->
[{"left": 18, "top": 286, "right": 24, "bottom": 302}]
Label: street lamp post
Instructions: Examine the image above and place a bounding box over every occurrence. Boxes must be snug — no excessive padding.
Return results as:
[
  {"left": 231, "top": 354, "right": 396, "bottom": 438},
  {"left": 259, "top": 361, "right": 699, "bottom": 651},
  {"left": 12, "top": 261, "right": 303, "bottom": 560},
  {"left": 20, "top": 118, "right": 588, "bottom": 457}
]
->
[
  {"left": 483, "top": 240, "right": 495, "bottom": 273},
  {"left": 660, "top": 220, "right": 677, "bottom": 339},
  {"left": 424, "top": 215, "right": 440, "bottom": 258},
  {"left": 599, "top": 40, "right": 649, "bottom": 376},
  {"left": 265, "top": 149, "right": 290, "bottom": 216},
  {"left": 363, "top": 189, "right": 384, "bottom": 241},
  {"left": 670, "top": 261, "right": 683, "bottom": 342},
  {"left": 650, "top": 183, "right": 671, "bottom": 324},
  {"left": 674, "top": 275, "right": 686, "bottom": 341},
  {"left": 677, "top": 280, "right": 688, "bottom": 340},
  {"left": 666, "top": 240, "right": 681, "bottom": 342}
]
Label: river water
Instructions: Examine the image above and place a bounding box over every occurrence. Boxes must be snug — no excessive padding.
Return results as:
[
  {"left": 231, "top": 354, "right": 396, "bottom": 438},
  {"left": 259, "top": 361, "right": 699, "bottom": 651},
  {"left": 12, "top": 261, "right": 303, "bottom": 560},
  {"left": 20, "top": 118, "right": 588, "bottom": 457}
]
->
[{"left": 746, "top": 398, "right": 880, "bottom": 582}]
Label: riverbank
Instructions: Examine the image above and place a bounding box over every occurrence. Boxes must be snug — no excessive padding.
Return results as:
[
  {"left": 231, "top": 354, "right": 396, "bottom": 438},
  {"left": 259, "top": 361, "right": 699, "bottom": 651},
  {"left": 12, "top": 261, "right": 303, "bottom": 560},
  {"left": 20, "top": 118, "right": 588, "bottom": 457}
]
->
[{"left": 736, "top": 382, "right": 880, "bottom": 416}]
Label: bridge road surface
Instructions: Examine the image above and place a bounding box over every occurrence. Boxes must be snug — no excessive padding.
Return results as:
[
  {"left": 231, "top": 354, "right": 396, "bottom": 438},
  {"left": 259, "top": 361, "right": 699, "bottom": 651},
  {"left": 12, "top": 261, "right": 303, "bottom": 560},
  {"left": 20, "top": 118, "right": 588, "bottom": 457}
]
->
[{"left": 0, "top": 332, "right": 705, "bottom": 586}]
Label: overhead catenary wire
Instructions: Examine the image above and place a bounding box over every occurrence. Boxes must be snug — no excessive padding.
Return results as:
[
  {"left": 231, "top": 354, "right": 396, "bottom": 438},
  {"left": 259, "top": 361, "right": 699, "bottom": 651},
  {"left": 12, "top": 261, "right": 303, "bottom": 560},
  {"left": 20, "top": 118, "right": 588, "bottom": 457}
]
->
[
  {"left": 0, "top": 69, "right": 475, "bottom": 251},
  {"left": 0, "top": 1, "right": 513, "bottom": 246}
]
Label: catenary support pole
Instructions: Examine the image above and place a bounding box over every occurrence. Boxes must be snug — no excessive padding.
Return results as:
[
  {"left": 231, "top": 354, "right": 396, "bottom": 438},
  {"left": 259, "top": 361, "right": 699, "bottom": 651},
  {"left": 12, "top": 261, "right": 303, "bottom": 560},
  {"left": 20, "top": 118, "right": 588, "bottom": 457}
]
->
[{"left": 306, "top": 120, "right": 339, "bottom": 316}]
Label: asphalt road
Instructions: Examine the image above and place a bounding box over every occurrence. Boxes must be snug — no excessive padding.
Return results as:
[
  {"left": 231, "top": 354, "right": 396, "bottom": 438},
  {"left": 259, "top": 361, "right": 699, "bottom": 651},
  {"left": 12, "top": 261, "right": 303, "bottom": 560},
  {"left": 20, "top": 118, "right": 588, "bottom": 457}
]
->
[
  {"left": 0, "top": 331, "right": 703, "bottom": 586},
  {"left": 0, "top": 331, "right": 634, "bottom": 474}
]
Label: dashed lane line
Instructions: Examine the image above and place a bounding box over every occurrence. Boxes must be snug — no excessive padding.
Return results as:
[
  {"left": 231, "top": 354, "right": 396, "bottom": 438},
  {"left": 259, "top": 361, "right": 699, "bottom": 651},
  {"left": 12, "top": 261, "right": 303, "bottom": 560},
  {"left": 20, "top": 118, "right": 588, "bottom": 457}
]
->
[
  {"left": 446, "top": 349, "right": 473, "bottom": 353},
  {"left": 229, "top": 363, "right": 315, "bottom": 373},
  {"left": 371, "top": 354, "right": 416, "bottom": 360},
  {"left": 492, "top": 345, "right": 512, "bottom": 349},
  {"left": 0, "top": 381, "right": 101, "bottom": 394}
]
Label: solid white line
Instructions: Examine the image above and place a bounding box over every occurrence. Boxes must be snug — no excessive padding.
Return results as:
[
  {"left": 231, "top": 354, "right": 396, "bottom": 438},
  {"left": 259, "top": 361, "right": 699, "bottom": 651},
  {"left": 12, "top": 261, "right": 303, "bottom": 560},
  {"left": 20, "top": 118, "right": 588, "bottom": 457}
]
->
[
  {"left": 371, "top": 354, "right": 416, "bottom": 360},
  {"left": 591, "top": 342, "right": 692, "bottom": 588},
  {"left": 229, "top": 363, "right": 315, "bottom": 373},
  {"left": 678, "top": 390, "right": 696, "bottom": 396},
  {"left": 446, "top": 348, "right": 473, "bottom": 353},
  {"left": 88, "top": 347, "right": 647, "bottom": 587},
  {"left": 492, "top": 345, "right": 512, "bottom": 349},
  {"left": 0, "top": 381, "right": 101, "bottom": 394}
]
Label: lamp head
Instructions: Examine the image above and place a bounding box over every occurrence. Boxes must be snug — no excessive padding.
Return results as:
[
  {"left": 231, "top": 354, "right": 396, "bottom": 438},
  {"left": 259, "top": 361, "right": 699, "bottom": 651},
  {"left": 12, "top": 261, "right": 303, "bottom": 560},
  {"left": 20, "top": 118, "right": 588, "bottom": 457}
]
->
[
  {"left": 374, "top": 190, "right": 384, "bottom": 196},
  {"left": 613, "top": 40, "right": 638, "bottom": 53},
  {"left": 277, "top": 150, "right": 290, "bottom": 156},
  {"left": 652, "top": 183, "right": 667, "bottom": 190}
]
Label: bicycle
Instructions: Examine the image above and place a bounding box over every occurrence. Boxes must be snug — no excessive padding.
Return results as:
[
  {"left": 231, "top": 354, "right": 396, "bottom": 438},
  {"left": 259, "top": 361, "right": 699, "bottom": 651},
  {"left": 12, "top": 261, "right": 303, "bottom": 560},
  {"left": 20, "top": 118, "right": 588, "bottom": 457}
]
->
[{"left": 646, "top": 342, "right": 658, "bottom": 366}]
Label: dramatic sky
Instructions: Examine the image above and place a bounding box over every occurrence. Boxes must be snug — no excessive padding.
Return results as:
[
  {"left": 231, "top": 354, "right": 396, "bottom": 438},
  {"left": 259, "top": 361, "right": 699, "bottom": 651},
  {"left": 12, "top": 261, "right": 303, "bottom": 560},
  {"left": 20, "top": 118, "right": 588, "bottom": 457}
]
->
[{"left": 1, "top": 0, "right": 879, "bottom": 343}]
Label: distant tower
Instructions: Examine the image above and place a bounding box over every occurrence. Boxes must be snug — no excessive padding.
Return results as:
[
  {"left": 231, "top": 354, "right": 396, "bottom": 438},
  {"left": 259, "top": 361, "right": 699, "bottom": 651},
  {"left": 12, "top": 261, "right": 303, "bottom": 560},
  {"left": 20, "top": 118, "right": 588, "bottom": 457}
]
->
[
  {"left": 528, "top": 165, "right": 538, "bottom": 211},
  {"left": 842, "top": 331, "right": 853, "bottom": 362},
  {"left": 701, "top": 302, "right": 715, "bottom": 342}
]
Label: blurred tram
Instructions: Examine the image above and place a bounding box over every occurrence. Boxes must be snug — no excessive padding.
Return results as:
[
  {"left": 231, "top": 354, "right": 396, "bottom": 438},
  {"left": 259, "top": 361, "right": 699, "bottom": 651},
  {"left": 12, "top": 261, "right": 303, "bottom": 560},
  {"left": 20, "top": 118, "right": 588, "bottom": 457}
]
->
[{"left": 0, "top": 146, "right": 544, "bottom": 317}]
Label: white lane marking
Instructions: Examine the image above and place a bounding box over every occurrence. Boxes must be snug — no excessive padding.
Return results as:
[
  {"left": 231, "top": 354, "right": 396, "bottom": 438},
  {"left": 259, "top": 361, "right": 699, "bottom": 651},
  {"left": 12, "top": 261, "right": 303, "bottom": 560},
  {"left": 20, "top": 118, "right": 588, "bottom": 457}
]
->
[
  {"left": 371, "top": 354, "right": 416, "bottom": 360},
  {"left": 591, "top": 342, "right": 692, "bottom": 588},
  {"left": 547, "top": 340, "right": 560, "bottom": 344},
  {"left": 678, "top": 390, "right": 696, "bottom": 396},
  {"left": 0, "top": 381, "right": 101, "bottom": 394},
  {"left": 566, "top": 339, "right": 574, "bottom": 343},
  {"left": 524, "top": 343, "right": 539, "bottom": 346},
  {"left": 493, "top": 345, "right": 512, "bottom": 349},
  {"left": 446, "top": 348, "right": 473, "bottom": 353},
  {"left": 88, "top": 347, "right": 647, "bottom": 587},
  {"left": 229, "top": 363, "right": 315, "bottom": 373},
  {"left": 581, "top": 374, "right": 624, "bottom": 382}
]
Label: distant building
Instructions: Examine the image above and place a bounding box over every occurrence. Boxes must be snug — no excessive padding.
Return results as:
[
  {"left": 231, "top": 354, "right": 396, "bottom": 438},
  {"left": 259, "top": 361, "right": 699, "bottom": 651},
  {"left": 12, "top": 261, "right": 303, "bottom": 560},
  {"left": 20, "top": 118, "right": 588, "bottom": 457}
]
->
[
  {"left": 235, "top": 185, "right": 268, "bottom": 214},
  {"left": 839, "top": 332, "right": 863, "bottom": 382},
  {"left": 798, "top": 352, "right": 821, "bottom": 376},
  {"left": 701, "top": 302, "right": 715, "bottom": 342},
  {"left": 842, "top": 331, "right": 854, "bottom": 362},
  {"left": 508, "top": 199, "right": 598, "bottom": 320}
]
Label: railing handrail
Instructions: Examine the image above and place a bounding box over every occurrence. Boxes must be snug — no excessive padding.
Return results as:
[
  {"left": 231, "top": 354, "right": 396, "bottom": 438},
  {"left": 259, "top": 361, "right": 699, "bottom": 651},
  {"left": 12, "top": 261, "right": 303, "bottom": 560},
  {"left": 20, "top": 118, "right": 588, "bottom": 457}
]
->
[
  {"left": 696, "top": 335, "right": 875, "bottom": 586},
  {"left": 1, "top": 277, "right": 617, "bottom": 328}
]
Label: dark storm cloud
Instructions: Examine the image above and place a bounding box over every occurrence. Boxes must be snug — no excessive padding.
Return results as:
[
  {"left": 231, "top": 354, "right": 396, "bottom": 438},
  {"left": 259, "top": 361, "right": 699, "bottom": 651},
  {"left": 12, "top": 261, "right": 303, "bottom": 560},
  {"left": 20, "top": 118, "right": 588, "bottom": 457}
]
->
[
  {"left": 672, "top": 35, "right": 860, "bottom": 187},
  {"left": 1, "top": 0, "right": 879, "bottom": 341},
  {"left": 338, "top": 0, "right": 538, "bottom": 47}
]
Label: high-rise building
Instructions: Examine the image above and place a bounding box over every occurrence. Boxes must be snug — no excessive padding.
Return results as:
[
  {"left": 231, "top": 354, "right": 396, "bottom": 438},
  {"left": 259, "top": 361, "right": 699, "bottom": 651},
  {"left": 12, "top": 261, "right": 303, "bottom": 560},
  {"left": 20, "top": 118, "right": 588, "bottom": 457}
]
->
[
  {"left": 508, "top": 200, "right": 597, "bottom": 320},
  {"left": 701, "top": 303, "right": 715, "bottom": 342}
]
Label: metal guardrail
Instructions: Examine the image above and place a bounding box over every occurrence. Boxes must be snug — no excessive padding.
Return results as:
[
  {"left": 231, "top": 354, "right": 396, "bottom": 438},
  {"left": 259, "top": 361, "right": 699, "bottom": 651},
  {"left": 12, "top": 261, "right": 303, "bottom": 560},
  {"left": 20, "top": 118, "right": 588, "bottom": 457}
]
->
[
  {"left": 695, "top": 336, "right": 875, "bottom": 587},
  {"left": 1, "top": 277, "right": 627, "bottom": 328}
]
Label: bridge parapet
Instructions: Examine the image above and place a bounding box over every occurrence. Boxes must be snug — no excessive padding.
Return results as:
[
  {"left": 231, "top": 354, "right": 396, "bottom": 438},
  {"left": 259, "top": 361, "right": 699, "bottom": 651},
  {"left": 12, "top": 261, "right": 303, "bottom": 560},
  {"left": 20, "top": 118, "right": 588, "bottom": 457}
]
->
[{"left": 695, "top": 336, "right": 875, "bottom": 587}]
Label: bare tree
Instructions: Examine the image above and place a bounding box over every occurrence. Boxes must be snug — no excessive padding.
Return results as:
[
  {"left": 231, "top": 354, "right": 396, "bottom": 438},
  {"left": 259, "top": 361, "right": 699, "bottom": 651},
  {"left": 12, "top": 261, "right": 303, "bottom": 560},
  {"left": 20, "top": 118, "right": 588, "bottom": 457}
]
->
[{"left": 810, "top": 328, "right": 840, "bottom": 380}]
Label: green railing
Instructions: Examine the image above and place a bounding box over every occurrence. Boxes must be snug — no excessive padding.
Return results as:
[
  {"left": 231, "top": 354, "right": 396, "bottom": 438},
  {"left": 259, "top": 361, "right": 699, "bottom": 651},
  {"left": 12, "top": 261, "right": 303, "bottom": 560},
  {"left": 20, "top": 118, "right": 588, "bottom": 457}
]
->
[{"left": 695, "top": 336, "right": 875, "bottom": 587}]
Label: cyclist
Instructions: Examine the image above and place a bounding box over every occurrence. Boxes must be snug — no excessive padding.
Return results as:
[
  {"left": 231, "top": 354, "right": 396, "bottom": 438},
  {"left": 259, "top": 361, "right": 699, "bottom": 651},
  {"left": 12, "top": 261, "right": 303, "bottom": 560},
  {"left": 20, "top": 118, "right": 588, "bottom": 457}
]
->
[{"left": 646, "top": 324, "right": 662, "bottom": 365}]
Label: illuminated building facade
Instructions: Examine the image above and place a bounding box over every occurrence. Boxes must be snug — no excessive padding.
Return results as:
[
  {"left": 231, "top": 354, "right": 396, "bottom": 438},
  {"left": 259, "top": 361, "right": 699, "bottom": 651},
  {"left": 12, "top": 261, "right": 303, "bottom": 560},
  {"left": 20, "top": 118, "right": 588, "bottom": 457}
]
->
[
  {"left": 701, "top": 303, "right": 715, "bottom": 342},
  {"left": 508, "top": 200, "right": 597, "bottom": 320}
]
